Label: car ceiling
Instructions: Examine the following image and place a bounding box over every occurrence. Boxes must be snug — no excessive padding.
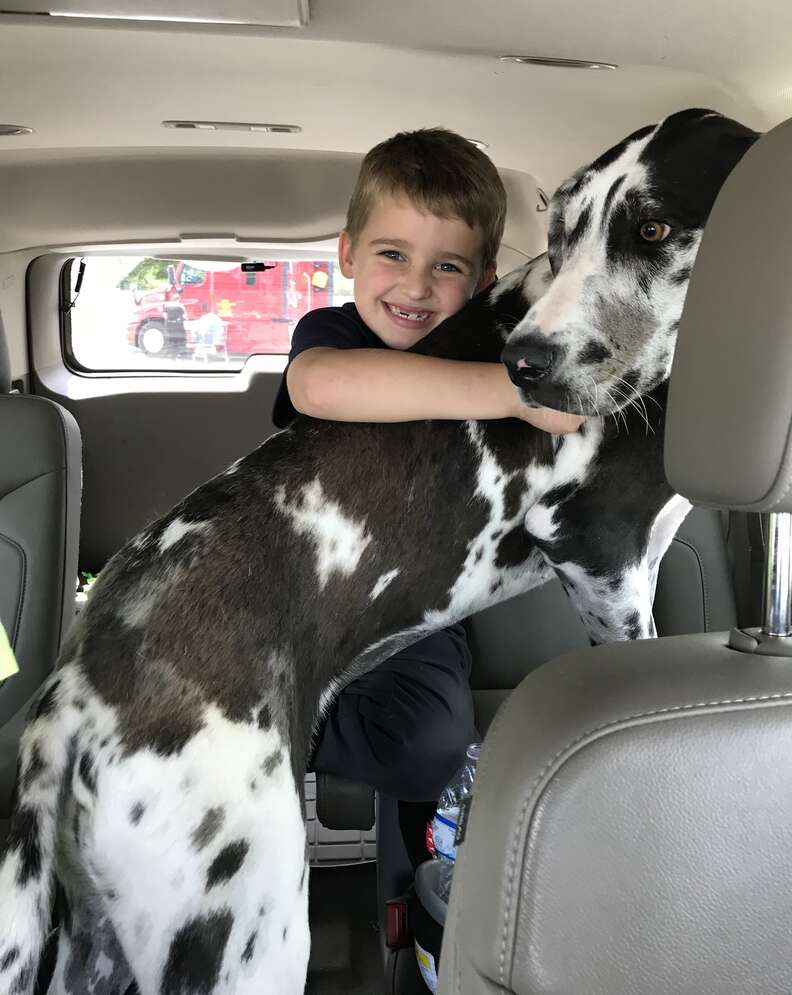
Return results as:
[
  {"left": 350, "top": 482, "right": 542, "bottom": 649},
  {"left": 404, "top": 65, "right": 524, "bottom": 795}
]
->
[{"left": 0, "top": 0, "right": 787, "bottom": 252}]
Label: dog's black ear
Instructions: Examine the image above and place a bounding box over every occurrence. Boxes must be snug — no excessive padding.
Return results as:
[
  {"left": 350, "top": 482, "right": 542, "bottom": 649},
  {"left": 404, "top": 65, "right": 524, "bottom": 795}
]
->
[{"left": 640, "top": 109, "right": 760, "bottom": 222}]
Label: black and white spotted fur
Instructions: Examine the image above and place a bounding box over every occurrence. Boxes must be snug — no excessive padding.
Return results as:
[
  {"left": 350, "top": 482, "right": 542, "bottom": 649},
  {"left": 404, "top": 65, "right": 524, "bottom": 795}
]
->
[{"left": 0, "top": 109, "right": 757, "bottom": 995}]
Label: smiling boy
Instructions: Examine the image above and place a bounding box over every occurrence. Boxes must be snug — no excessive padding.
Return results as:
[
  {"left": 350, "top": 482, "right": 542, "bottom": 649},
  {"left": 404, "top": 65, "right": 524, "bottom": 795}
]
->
[{"left": 272, "top": 127, "right": 581, "bottom": 859}]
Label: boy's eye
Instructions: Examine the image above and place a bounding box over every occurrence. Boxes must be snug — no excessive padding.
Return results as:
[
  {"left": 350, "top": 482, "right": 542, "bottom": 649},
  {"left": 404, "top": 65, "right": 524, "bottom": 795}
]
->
[
  {"left": 436, "top": 262, "right": 463, "bottom": 274},
  {"left": 379, "top": 249, "right": 404, "bottom": 261}
]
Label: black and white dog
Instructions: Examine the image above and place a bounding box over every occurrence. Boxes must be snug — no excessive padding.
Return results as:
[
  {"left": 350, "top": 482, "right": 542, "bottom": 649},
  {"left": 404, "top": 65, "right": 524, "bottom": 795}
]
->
[{"left": 0, "top": 108, "right": 757, "bottom": 995}]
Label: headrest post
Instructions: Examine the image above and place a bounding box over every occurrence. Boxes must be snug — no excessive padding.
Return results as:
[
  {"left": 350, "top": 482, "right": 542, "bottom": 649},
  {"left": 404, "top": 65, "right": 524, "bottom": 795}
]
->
[{"left": 762, "top": 513, "right": 792, "bottom": 637}]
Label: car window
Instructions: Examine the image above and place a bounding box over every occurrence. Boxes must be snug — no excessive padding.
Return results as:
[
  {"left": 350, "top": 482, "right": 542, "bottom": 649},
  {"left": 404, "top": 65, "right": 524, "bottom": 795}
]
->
[{"left": 64, "top": 255, "right": 354, "bottom": 372}]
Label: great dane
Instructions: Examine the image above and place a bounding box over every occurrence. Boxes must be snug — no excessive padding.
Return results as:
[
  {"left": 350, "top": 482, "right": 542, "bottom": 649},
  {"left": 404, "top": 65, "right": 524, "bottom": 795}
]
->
[{"left": 0, "top": 108, "right": 757, "bottom": 995}]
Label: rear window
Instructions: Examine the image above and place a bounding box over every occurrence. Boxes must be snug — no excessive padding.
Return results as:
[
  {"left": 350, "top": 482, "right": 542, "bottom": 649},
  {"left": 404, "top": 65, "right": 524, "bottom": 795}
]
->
[{"left": 63, "top": 255, "right": 354, "bottom": 372}]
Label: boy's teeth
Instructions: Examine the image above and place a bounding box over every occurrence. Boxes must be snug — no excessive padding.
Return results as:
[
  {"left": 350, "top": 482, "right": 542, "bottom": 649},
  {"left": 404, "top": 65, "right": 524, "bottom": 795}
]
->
[{"left": 388, "top": 304, "right": 430, "bottom": 321}]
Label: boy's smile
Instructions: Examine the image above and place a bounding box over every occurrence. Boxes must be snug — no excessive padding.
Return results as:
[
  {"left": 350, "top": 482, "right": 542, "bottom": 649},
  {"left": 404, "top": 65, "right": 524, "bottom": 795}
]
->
[{"left": 338, "top": 195, "right": 496, "bottom": 349}]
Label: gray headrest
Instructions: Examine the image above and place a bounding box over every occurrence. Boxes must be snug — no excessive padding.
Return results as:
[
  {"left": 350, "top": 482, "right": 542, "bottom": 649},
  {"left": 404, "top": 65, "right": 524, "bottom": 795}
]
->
[
  {"left": 665, "top": 116, "right": 792, "bottom": 513},
  {"left": 0, "top": 311, "right": 11, "bottom": 394}
]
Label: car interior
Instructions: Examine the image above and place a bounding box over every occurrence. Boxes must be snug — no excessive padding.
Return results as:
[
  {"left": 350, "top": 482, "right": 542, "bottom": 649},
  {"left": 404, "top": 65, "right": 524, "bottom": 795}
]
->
[{"left": 0, "top": 2, "right": 789, "bottom": 993}]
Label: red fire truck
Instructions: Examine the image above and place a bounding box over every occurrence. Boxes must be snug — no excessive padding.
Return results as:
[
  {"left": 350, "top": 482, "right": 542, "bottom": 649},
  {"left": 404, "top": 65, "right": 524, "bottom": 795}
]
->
[{"left": 126, "top": 259, "right": 333, "bottom": 358}]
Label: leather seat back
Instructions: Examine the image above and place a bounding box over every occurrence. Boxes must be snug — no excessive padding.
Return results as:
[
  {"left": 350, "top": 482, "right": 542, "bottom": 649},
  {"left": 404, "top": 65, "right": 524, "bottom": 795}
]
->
[{"left": 0, "top": 312, "right": 82, "bottom": 818}]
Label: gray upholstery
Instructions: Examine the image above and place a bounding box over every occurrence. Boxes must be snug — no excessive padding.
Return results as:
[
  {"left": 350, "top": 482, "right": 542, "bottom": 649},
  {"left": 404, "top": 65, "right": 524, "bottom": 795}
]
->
[
  {"left": 0, "top": 316, "right": 10, "bottom": 393},
  {"left": 439, "top": 634, "right": 792, "bottom": 995},
  {"left": 666, "top": 116, "right": 792, "bottom": 513},
  {"left": 381, "top": 507, "right": 738, "bottom": 994},
  {"left": 0, "top": 312, "right": 82, "bottom": 821}
]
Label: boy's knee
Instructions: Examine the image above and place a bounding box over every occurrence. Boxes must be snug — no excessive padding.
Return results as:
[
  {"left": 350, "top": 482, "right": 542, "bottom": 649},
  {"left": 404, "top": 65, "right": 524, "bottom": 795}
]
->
[{"left": 387, "top": 713, "right": 476, "bottom": 802}]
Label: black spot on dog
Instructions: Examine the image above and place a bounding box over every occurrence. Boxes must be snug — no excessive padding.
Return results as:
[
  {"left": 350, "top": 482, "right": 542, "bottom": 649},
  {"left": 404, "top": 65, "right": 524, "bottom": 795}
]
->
[
  {"left": 624, "top": 610, "right": 642, "bottom": 639},
  {"left": 282, "top": 926, "right": 288, "bottom": 942},
  {"left": 474, "top": 548, "right": 483, "bottom": 564},
  {"left": 192, "top": 807, "right": 225, "bottom": 852},
  {"left": 566, "top": 202, "right": 592, "bottom": 252},
  {"left": 78, "top": 752, "right": 97, "bottom": 795},
  {"left": 261, "top": 749, "right": 283, "bottom": 777},
  {"left": 130, "top": 802, "right": 145, "bottom": 825},
  {"left": 543, "top": 482, "right": 578, "bottom": 507},
  {"left": 490, "top": 530, "right": 503, "bottom": 542},
  {"left": 588, "top": 124, "right": 654, "bottom": 175},
  {"left": 671, "top": 265, "right": 692, "bottom": 285},
  {"left": 256, "top": 704, "right": 272, "bottom": 730},
  {"left": 161, "top": 909, "right": 233, "bottom": 995},
  {"left": 22, "top": 744, "right": 46, "bottom": 790},
  {"left": 555, "top": 567, "right": 575, "bottom": 592},
  {"left": 8, "top": 807, "right": 41, "bottom": 885},
  {"left": 489, "top": 579, "right": 503, "bottom": 596},
  {"left": 34, "top": 678, "right": 60, "bottom": 720},
  {"left": 1, "top": 946, "right": 19, "bottom": 970},
  {"left": 602, "top": 175, "right": 626, "bottom": 218},
  {"left": 578, "top": 339, "right": 612, "bottom": 365},
  {"left": 299, "top": 864, "right": 307, "bottom": 892},
  {"left": 206, "top": 840, "right": 250, "bottom": 891},
  {"left": 621, "top": 369, "right": 641, "bottom": 393},
  {"left": 73, "top": 698, "right": 87, "bottom": 712},
  {"left": 503, "top": 476, "right": 527, "bottom": 521},
  {"left": 9, "top": 962, "right": 33, "bottom": 995},
  {"left": 495, "top": 526, "right": 534, "bottom": 569},
  {"left": 242, "top": 931, "right": 257, "bottom": 963}
]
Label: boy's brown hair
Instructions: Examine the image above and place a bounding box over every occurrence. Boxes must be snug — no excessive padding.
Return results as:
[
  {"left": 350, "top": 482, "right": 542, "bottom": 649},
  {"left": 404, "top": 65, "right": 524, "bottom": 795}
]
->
[{"left": 345, "top": 128, "right": 507, "bottom": 271}]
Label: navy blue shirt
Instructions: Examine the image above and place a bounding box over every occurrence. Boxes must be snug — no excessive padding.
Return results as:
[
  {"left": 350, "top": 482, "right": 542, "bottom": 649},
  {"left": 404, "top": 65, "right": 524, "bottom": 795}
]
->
[{"left": 272, "top": 303, "right": 387, "bottom": 428}]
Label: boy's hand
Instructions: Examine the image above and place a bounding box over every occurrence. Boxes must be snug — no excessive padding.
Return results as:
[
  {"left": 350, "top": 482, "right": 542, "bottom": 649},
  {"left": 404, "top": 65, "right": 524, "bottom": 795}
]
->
[{"left": 512, "top": 402, "right": 586, "bottom": 435}]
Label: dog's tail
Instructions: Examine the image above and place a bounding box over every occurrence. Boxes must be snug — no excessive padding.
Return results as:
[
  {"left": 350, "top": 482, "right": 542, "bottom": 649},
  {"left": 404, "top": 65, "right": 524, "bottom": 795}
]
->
[{"left": 0, "top": 664, "right": 83, "bottom": 995}]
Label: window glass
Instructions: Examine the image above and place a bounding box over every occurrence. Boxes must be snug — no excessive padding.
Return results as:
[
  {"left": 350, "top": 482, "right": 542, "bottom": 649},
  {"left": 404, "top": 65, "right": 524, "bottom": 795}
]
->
[{"left": 65, "top": 255, "right": 355, "bottom": 372}]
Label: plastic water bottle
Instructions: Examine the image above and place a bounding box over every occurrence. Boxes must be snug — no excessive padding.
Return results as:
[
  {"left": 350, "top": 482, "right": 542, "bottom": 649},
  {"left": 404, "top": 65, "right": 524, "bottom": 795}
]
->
[{"left": 428, "top": 742, "right": 481, "bottom": 902}]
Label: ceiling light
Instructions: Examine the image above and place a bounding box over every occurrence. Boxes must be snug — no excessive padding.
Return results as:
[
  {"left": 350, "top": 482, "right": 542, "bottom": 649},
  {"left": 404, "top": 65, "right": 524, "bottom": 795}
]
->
[
  {"left": 13, "top": 0, "right": 309, "bottom": 26},
  {"left": 163, "top": 121, "right": 302, "bottom": 134},
  {"left": 0, "top": 124, "right": 33, "bottom": 136},
  {"left": 500, "top": 55, "right": 618, "bottom": 70}
]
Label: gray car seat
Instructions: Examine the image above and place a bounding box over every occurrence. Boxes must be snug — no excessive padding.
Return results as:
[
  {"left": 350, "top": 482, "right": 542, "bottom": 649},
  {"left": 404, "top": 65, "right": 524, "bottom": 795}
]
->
[
  {"left": 0, "top": 311, "right": 82, "bottom": 841},
  {"left": 376, "top": 504, "right": 739, "bottom": 991},
  {"left": 438, "top": 114, "right": 792, "bottom": 994}
]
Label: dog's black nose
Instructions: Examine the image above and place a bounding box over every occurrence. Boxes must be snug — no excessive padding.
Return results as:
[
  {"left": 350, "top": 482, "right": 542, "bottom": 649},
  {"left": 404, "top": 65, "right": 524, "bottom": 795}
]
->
[{"left": 501, "top": 336, "right": 556, "bottom": 385}]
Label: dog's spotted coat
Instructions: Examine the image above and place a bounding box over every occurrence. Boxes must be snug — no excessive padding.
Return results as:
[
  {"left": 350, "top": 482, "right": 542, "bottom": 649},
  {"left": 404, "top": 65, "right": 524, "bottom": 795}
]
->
[{"left": 0, "top": 109, "right": 758, "bottom": 994}]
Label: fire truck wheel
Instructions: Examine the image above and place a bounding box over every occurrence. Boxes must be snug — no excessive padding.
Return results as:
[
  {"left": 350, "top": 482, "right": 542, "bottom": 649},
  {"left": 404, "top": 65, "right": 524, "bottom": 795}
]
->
[{"left": 138, "top": 319, "right": 167, "bottom": 356}]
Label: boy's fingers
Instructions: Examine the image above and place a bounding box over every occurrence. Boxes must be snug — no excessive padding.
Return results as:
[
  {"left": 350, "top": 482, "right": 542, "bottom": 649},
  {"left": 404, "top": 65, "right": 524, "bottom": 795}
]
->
[{"left": 523, "top": 406, "right": 586, "bottom": 434}]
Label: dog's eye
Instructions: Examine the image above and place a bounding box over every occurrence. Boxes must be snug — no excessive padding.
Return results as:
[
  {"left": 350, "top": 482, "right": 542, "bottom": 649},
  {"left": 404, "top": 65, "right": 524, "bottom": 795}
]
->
[{"left": 639, "top": 220, "right": 671, "bottom": 243}]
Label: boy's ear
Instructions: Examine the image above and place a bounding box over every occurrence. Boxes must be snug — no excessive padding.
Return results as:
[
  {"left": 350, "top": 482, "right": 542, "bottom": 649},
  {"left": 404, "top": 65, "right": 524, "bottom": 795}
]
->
[
  {"left": 475, "top": 264, "right": 497, "bottom": 292},
  {"left": 338, "top": 230, "right": 355, "bottom": 279}
]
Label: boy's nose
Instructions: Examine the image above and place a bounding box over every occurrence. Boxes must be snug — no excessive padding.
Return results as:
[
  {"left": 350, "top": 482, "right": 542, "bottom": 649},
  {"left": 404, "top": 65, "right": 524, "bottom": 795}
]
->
[{"left": 401, "top": 268, "right": 433, "bottom": 299}]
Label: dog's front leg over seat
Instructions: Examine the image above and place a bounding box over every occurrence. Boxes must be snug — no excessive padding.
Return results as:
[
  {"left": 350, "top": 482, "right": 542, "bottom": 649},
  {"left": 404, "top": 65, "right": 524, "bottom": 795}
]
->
[{"left": 439, "top": 113, "right": 792, "bottom": 995}]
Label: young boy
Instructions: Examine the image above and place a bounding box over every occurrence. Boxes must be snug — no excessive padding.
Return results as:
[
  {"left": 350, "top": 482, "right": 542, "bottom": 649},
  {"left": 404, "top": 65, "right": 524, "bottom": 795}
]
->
[{"left": 272, "top": 127, "right": 582, "bottom": 862}]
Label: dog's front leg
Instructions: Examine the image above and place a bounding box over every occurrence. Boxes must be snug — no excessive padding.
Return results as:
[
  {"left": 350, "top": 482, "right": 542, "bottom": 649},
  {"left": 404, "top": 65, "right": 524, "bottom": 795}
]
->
[
  {"left": 549, "top": 555, "right": 657, "bottom": 645},
  {"left": 527, "top": 492, "right": 692, "bottom": 646}
]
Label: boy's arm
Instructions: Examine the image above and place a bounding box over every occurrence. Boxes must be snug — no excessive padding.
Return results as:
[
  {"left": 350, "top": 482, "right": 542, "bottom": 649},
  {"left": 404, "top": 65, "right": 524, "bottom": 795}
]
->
[{"left": 287, "top": 347, "right": 584, "bottom": 433}]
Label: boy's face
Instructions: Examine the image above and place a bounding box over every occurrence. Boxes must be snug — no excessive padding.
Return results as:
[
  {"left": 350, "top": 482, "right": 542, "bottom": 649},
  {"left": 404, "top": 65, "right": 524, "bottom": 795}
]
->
[{"left": 338, "top": 195, "right": 496, "bottom": 350}]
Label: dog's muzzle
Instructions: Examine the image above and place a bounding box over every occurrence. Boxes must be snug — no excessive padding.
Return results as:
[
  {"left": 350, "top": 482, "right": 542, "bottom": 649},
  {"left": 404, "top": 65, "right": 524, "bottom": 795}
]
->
[{"left": 501, "top": 335, "right": 557, "bottom": 387}]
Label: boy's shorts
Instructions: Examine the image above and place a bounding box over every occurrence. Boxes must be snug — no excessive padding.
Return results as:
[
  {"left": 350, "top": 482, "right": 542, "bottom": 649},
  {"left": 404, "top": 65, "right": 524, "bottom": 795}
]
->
[{"left": 310, "top": 623, "right": 477, "bottom": 802}]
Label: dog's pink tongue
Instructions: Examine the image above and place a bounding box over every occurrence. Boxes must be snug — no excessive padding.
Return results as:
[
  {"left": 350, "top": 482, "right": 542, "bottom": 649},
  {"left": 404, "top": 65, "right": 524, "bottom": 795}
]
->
[{"left": 516, "top": 358, "right": 528, "bottom": 369}]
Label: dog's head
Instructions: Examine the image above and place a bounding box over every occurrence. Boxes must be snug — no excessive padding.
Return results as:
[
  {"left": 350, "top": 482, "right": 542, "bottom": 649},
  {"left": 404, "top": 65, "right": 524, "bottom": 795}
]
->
[{"left": 501, "top": 108, "right": 758, "bottom": 415}]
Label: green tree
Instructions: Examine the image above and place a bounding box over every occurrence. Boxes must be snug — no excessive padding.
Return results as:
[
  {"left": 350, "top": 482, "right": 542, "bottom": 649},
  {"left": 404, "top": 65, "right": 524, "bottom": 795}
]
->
[{"left": 117, "top": 258, "right": 172, "bottom": 290}]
